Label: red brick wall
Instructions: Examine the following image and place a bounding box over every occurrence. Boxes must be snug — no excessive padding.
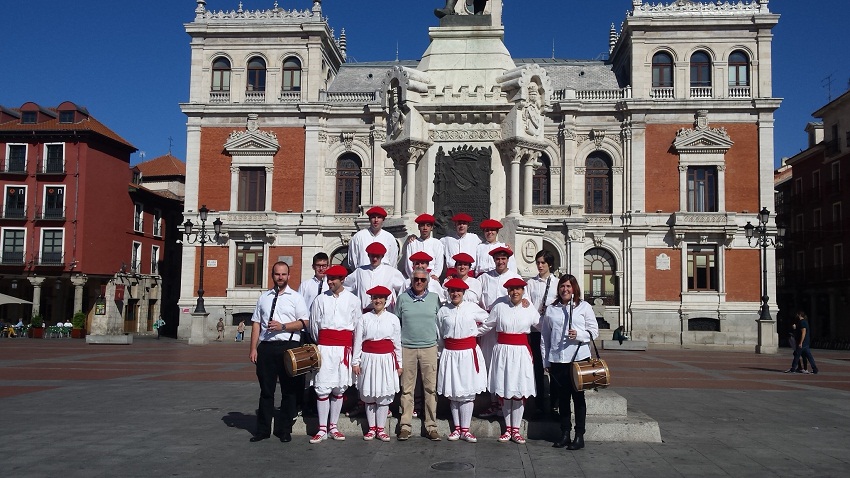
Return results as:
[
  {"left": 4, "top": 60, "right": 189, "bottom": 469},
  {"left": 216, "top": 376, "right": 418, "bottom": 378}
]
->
[
  {"left": 268, "top": 246, "right": 304, "bottom": 287},
  {"left": 195, "top": 245, "right": 229, "bottom": 297},
  {"left": 645, "top": 124, "right": 683, "bottom": 213},
  {"left": 723, "top": 123, "right": 760, "bottom": 213},
  {"left": 725, "top": 249, "right": 760, "bottom": 302},
  {"left": 645, "top": 248, "right": 681, "bottom": 301}
]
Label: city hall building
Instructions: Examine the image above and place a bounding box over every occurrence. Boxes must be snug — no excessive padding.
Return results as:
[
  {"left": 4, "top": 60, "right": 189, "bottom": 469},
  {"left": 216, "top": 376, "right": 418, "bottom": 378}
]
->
[{"left": 178, "top": 0, "right": 781, "bottom": 351}]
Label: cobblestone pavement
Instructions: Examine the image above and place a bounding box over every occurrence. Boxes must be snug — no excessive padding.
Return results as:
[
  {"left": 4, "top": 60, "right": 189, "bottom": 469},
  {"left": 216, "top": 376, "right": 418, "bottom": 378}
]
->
[{"left": 2, "top": 336, "right": 848, "bottom": 477}]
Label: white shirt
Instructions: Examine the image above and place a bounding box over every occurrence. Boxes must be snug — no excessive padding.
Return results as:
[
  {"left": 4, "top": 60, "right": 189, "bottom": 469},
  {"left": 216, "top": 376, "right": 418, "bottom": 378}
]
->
[
  {"left": 437, "top": 301, "right": 489, "bottom": 344},
  {"left": 442, "top": 275, "right": 482, "bottom": 305},
  {"left": 344, "top": 264, "right": 406, "bottom": 311},
  {"left": 539, "top": 300, "right": 598, "bottom": 367},
  {"left": 474, "top": 241, "right": 517, "bottom": 275},
  {"left": 478, "top": 269, "right": 526, "bottom": 311},
  {"left": 441, "top": 232, "right": 482, "bottom": 268},
  {"left": 309, "top": 288, "right": 362, "bottom": 340},
  {"left": 403, "top": 236, "right": 445, "bottom": 278},
  {"left": 251, "top": 286, "right": 310, "bottom": 342},
  {"left": 526, "top": 274, "right": 558, "bottom": 316},
  {"left": 347, "top": 228, "right": 399, "bottom": 269},
  {"left": 352, "top": 310, "right": 403, "bottom": 367},
  {"left": 298, "top": 276, "right": 328, "bottom": 311}
]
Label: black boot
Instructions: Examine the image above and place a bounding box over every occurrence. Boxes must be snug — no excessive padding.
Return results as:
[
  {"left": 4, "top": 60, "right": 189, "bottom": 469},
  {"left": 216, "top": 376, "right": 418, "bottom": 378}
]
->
[
  {"left": 567, "top": 433, "right": 584, "bottom": 450},
  {"left": 552, "top": 431, "right": 571, "bottom": 448}
]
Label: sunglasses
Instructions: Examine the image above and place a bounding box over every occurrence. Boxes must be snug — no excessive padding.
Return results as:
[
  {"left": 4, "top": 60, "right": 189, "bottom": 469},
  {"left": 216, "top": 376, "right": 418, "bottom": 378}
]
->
[{"left": 412, "top": 277, "right": 428, "bottom": 283}]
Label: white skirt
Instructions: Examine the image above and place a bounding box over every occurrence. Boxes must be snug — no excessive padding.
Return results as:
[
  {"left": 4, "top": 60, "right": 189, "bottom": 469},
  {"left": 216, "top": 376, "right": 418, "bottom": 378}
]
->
[
  {"left": 356, "top": 352, "right": 400, "bottom": 401},
  {"left": 488, "top": 343, "right": 536, "bottom": 399},
  {"left": 312, "top": 344, "right": 353, "bottom": 393},
  {"left": 437, "top": 345, "right": 488, "bottom": 400}
]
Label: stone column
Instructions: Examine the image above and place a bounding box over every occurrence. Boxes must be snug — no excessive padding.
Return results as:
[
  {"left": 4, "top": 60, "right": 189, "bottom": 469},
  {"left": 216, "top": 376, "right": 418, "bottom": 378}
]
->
[
  {"left": 229, "top": 165, "right": 239, "bottom": 211},
  {"left": 393, "top": 159, "right": 403, "bottom": 218},
  {"left": 522, "top": 153, "right": 540, "bottom": 216},
  {"left": 28, "top": 276, "right": 45, "bottom": 317},
  {"left": 71, "top": 274, "right": 87, "bottom": 313},
  {"left": 405, "top": 156, "right": 417, "bottom": 217},
  {"left": 509, "top": 156, "right": 521, "bottom": 217},
  {"left": 264, "top": 165, "right": 274, "bottom": 211}
]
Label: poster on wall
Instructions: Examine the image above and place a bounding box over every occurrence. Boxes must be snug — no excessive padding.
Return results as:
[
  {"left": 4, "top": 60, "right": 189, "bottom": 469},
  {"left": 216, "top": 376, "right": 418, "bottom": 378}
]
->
[{"left": 95, "top": 300, "right": 106, "bottom": 315}]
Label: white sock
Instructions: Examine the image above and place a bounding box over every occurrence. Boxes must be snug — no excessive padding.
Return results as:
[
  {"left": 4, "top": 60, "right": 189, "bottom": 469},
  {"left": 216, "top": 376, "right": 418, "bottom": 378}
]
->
[
  {"left": 366, "top": 402, "right": 377, "bottom": 428},
  {"left": 329, "top": 394, "right": 344, "bottom": 429},
  {"left": 376, "top": 404, "right": 389, "bottom": 429},
  {"left": 450, "top": 401, "right": 460, "bottom": 429},
  {"left": 317, "top": 395, "right": 330, "bottom": 429},
  {"left": 459, "top": 401, "right": 474, "bottom": 430},
  {"left": 511, "top": 400, "right": 524, "bottom": 434},
  {"left": 501, "top": 400, "right": 512, "bottom": 429}
]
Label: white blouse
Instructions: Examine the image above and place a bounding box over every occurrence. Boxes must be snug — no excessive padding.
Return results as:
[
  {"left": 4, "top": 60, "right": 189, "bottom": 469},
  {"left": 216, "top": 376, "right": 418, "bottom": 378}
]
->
[{"left": 539, "top": 299, "right": 598, "bottom": 367}]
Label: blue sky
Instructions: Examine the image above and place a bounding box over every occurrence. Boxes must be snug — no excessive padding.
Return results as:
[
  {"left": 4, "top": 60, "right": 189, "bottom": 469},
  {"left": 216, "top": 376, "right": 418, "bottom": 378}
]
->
[{"left": 1, "top": 0, "right": 847, "bottom": 166}]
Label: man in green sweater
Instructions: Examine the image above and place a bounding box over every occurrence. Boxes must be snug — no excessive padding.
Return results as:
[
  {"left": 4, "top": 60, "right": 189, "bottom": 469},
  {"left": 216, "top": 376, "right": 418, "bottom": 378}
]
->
[{"left": 395, "top": 267, "right": 442, "bottom": 441}]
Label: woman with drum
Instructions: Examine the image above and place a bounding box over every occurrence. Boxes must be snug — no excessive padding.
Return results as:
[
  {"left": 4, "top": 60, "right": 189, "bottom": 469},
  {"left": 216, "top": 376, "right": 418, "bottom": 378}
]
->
[
  {"left": 481, "top": 277, "right": 540, "bottom": 444},
  {"left": 351, "top": 286, "right": 403, "bottom": 442},
  {"left": 436, "top": 278, "right": 490, "bottom": 443},
  {"left": 540, "top": 274, "right": 599, "bottom": 450}
]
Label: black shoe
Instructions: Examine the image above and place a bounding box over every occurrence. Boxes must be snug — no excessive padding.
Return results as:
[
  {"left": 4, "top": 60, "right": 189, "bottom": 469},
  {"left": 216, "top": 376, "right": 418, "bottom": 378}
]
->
[
  {"left": 567, "top": 434, "right": 585, "bottom": 450},
  {"left": 278, "top": 431, "right": 292, "bottom": 442},
  {"left": 249, "top": 435, "right": 270, "bottom": 442},
  {"left": 552, "top": 431, "right": 572, "bottom": 448}
]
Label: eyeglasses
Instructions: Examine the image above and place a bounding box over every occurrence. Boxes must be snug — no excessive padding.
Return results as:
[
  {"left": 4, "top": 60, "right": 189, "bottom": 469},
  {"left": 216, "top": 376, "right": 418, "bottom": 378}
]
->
[
  {"left": 412, "top": 277, "right": 428, "bottom": 283},
  {"left": 313, "top": 264, "right": 329, "bottom": 269}
]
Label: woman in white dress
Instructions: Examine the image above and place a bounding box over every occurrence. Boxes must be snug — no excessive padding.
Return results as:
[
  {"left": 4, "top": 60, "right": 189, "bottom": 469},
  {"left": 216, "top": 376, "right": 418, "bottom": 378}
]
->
[
  {"left": 352, "top": 286, "right": 402, "bottom": 442},
  {"left": 539, "top": 274, "right": 598, "bottom": 451},
  {"left": 482, "top": 277, "right": 540, "bottom": 444},
  {"left": 437, "top": 278, "right": 489, "bottom": 443}
]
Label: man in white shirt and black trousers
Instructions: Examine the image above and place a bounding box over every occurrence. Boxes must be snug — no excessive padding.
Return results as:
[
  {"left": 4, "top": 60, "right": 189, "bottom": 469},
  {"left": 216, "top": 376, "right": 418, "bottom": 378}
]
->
[{"left": 249, "top": 261, "right": 310, "bottom": 443}]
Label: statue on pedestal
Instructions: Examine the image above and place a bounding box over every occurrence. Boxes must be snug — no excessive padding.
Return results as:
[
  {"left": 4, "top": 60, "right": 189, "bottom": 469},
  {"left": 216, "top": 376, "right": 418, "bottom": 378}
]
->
[{"left": 435, "top": 0, "right": 488, "bottom": 18}]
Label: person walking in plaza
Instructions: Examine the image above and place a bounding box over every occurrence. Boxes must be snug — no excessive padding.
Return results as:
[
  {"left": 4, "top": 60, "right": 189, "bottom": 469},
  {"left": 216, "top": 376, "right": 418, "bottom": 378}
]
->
[
  {"left": 437, "top": 278, "right": 489, "bottom": 443},
  {"left": 786, "top": 311, "right": 819, "bottom": 374},
  {"left": 441, "top": 213, "right": 482, "bottom": 270},
  {"left": 474, "top": 219, "right": 516, "bottom": 275},
  {"left": 248, "top": 261, "right": 310, "bottom": 443},
  {"left": 352, "top": 286, "right": 403, "bottom": 442},
  {"left": 347, "top": 206, "right": 399, "bottom": 269},
  {"left": 445, "top": 253, "right": 482, "bottom": 304},
  {"left": 215, "top": 318, "right": 225, "bottom": 341},
  {"left": 526, "top": 250, "right": 558, "bottom": 416},
  {"left": 235, "top": 320, "right": 245, "bottom": 342},
  {"left": 480, "top": 277, "right": 539, "bottom": 444},
  {"left": 345, "top": 242, "right": 406, "bottom": 312},
  {"left": 404, "top": 213, "right": 445, "bottom": 279},
  {"left": 309, "top": 265, "right": 362, "bottom": 443},
  {"left": 540, "top": 274, "right": 598, "bottom": 450},
  {"left": 395, "top": 268, "right": 442, "bottom": 441}
]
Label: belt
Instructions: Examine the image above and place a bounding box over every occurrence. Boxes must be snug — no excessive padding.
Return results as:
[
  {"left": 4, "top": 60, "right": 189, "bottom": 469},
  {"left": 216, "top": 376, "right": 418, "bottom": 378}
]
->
[
  {"left": 318, "top": 329, "right": 354, "bottom": 366},
  {"left": 362, "top": 339, "right": 399, "bottom": 369},
  {"left": 444, "top": 336, "right": 479, "bottom": 372},
  {"left": 259, "top": 340, "right": 297, "bottom": 346},
  {"left": 497, "top": 332, "right": 532, "bottom": 357}
]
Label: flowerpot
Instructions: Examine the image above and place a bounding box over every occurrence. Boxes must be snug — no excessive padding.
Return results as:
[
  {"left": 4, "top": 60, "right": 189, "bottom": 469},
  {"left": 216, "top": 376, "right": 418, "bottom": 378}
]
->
[
  {"left": 29, "top": 327, "right": 44, "bottom": 339},
  {"left": 71, "top": 328, "right": 86, "bottom": 339}
]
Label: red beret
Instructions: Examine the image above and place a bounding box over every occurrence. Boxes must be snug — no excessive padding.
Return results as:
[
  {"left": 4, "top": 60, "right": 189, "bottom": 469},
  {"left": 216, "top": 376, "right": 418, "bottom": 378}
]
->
[
  {"left": 415, "top": 213, "right": 436, "bottom": 225},
  {"left": 366, "top": 286, "right": 392, "bottom": 297},
  {"left": 366, "top": 206, "right": 388, "bottom": 218},
  {"left": 489, "top": 246, "right": 513, "bottom": 257},
  {"left": 444, "top": 278, "right": 469, "bottom": 290},
  {"left": 445, "top": 267, "right": 458, "bottom": 277},
  {"left": 503, "top": 278, "right": 527, "bottom": 289},
  {"left": 480, "top": 219, "right": 503, "bottom": 230},
  {"left": 409, "top": 251, "right": 433, "bottom": 263},
  {"left": 452, "top": 252, "right": 475, "bottom": 264},
  {"left": 451, "top": 213, "right": 473, "bottom": 223},
  {"left": 325, "top": 265, "right": 348, "bottom": 277},
  {"left": 365, "top": 242, "right": 387, "bottom": 255}
]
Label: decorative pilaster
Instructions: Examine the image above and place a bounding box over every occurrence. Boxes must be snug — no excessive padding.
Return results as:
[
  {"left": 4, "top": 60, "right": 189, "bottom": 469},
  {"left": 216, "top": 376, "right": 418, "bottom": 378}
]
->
[
  {"left": 496, "top": 138, "right": 548, "bottom": 218},
  {"left": 28, "top": 276, "right": 45, "bottom": 317},
  {"left": 71, "top": 274, "right": 87, "bottom": 314},
  {"left": 382, "top": 139, "right": 432, "bottom": 219}
]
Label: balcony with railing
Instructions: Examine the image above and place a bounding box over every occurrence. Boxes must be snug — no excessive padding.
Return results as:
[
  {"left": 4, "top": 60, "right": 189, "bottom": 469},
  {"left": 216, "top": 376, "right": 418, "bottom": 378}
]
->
[
  {"left": 245, "top": 90, "right": 266, "bottom": 103},
  {"left": 209, "top": 91, "right": 230, "bottom": 103},
  {"left": 38, "top": 159, "right": 66, "bottom": 175},
  {"left": 650, "top": 87, "right": 674, "bottom": 99},
  {"left": 279, "top": 91, "right": 301, "bottom": 103},
  {"left": 728, "top": 86, "right": 751, "bottom": 98},
  {"left": 0, "top": 251, "right": 25, "bottom": 265},
  {"left": 38, "top": 251, "right": 64, "bottom": 266},
  {"left": 325, "top": 91, "right": 377, "bottom": 103},
  {"left": 690, "top": 86, "right": 713, "bottom": 98},
  {"left": 2, "top": 157, "right": 27, "bottom": 174},
  {"left": 36, "top": 207, "right": 66, "bottom": 221},
  {"left": 2, "top": 206, "right": 27, "bottom": 219}
]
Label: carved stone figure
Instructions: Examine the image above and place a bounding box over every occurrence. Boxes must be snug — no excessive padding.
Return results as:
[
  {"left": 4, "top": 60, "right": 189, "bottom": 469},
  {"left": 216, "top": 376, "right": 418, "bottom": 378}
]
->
[
  {"left": 523, "top": 84, "right": 543, "bottom": 136},
  {"left": 435, "top": 0, "right": 488, "bottom": 18}
]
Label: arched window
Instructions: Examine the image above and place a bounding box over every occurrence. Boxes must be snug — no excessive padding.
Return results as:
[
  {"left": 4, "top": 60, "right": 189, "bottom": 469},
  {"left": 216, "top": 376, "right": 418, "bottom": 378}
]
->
[
  {"left": 652, "top": 52, "right": 674, "bottom": 88},
  {"left": 247, "top": 57, "right": 266, "bottom": 91},
  {"left": 690, "top": 51, "right": 712, "bottom": 87},
  {"left": 584, "top": 248, "right": 618, "bottom": 306},
  {"left": 585, "top": 152, "right": 612, "bottom": 214},
  {"left": 728, "top": 50, "right": 749, "bottom": 87},
  {"left": 335, "top": 154, "right": 361, "bottom": 214},
  {"left": 532, "top": 154, "right": 551, "bottom": 205},
  {"left": 211, "top": 57, "right": 231, "bottom": 91},
  {"left": 282, "top": 56, "right": 302, "bottom": 92}
]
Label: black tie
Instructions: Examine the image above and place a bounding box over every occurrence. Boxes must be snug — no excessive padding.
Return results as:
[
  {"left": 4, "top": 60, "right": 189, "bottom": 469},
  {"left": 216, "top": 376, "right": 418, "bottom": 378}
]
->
[{"left": 317, "top": 279, "right": 323, "bottom": 295}]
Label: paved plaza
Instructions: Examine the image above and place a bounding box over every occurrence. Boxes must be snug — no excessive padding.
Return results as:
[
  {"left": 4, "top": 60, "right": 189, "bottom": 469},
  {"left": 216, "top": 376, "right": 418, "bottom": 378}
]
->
[{"left": 1, "top": 336, "right": 849, "bottom": 477}]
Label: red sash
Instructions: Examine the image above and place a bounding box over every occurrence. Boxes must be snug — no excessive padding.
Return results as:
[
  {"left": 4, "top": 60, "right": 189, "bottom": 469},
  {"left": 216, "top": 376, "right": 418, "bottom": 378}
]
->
[
  {"left": 444, "top": 337, "right": 479, "bottom": 372},
  {"left": 362, "top": 339, "right": 399, "bottom": 369},
  {"left": 318, "top": 329, "right": 354, "bottom": 366},
  {"left": 497, "top": 332, "right": 532, "bottom": 357}
]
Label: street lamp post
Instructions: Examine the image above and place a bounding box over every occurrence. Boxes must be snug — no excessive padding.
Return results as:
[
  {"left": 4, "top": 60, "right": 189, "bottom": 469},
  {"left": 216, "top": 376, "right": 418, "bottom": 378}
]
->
[
  {"left": 744, "top": 207, "right": 785, "bottom": 354},
  {"left": 183, "top": 205, "right": 223, "bottom": 314}
]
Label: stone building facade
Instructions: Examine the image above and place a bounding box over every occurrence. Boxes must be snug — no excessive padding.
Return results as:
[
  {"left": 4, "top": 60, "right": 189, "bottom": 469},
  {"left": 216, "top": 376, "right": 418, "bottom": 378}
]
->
[{"left": 179, "top": 0, "right": 781, "bottom": 351}]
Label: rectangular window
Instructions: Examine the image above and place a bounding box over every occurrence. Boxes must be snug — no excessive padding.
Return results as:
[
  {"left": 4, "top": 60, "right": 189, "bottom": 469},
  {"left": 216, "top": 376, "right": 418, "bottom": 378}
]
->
[
  {"left": 812, "top": 171, "right": 821, "bottom": 199},
  {"left": 59, "top": 111, "right": 75, "bottom": 123},
  {"left": 131, "top": 241, "right": 142, "bottom": 272},
  {"left": 833, "top": 202, "right": 842, "bottom": 233},
  {"left": 4, "top": 186, "right": 27, "bottom": 219},
  {"left": 40, "top": 229, "right": 63, "bottom": 265},
  {"left": 1, "top": 229, "right": 25, "bottom": 264},
  {"left": 6, "top": 144, "right": 27, "bottom": 172},
  {"left": 21, "top": 111, "right": 36, "bottom": 124},
  {"left": 831, "top": 161, "right": 841, "bottom": 194},
  {"left": 43, "top": 186, "right": 65, "bottom": 219},
  {"left": 835, "top": 244, "right": 844, "bottom": 268},
  {"left": 235, "top": 243, "right": 264, "bottom": 287},
  {"left": 152, "top": 209, "right": 162, "bottom": 237},
  {"left": 151, "top": 245, "right": 160, "bottom": 275},
  {"left": 134, "top": 203, "right": 144, "bottom": 232},
  {"left": 687, "top": 167, "right": 717, "bottom": 212},
  {"left": 44, "top": 144, "right": 64, "bottom": 173},
  {"left": 687, "top": 245, "right": 717, "bottom": 291},
  {"left": 238, "top": 168, "right": 266, "bottom": 211},
  {"left": 814, "top": 248, "right": 823, "bottom": 269},
  {"left": 813, "top": 208, "right": 822, "bottom": 230}
]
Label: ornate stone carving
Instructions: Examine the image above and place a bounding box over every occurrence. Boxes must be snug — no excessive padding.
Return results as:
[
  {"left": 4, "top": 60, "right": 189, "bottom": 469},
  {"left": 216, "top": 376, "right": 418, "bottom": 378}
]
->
[
  {"left": 724, "top": 233, "right": 735, "bottom": 249},
  {"left": 224, "top": 114, "right": 280, "bottom": 156},
  {"left": 325, "top": 168, "right": 336, "bottom": 176},
  {"left": 384, "top": 168, "right": 396, "bottom": 176},
  {"left": 612, "top": 167, "right": 623, "bottom": 174},
  {"left": 317, "top": 131, "right": 328, "bottom": 143},
  {"left": 575, "top": 167, "right": 586, "bottom": 175},
  {"left": 568, "top": 229, "right": 585, "bottom": 242},
  {"left": 429, "top": 128, "right": 501, "bottom": 141},
  {"left": 673, "top": 110, "right": 734, "bottom": 154},
  {"left": 370, "top": 127, "right": 386, "bottom": 144},
  {"left": 550, "top": 167, "right": 562, "bottom": 175},
  {"left": 590, "top": 129, "right": 606, "bottom": 149},
  {"left": 592, "top": 233, "right": 605, "bottom": 247},
  {"left": 342, "top": 132, "right": 355, "bottom": 151},
  {"left": 361, "top": 168, "right": 372, "bottom": 177},
  {"left": 632, "top": 0, "right": 766, "bottom": 16},
  {"left": 433, "top": 145, "right": 493, "bottom": 236},
  {"left": 673, "top": 233, "right": 685, "bottom": 249}
]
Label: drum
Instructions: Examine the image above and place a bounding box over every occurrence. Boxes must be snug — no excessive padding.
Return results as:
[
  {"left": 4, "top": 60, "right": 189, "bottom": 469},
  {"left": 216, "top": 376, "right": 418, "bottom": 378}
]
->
[
  {"left": 284, "top": 344, "right": 322, "bottom": 377},
  {"left": 571, "top": 358, "right": 610, "bottom": 391}
]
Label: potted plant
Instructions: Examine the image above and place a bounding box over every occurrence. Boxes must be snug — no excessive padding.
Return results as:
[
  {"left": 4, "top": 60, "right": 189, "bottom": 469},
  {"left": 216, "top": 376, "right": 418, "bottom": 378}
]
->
[
  {"left": 71, "top": 312, "right": 87, "bottom": 339},
  {"left": 29, "top": 314, "right": 44, "bottom": 339}
]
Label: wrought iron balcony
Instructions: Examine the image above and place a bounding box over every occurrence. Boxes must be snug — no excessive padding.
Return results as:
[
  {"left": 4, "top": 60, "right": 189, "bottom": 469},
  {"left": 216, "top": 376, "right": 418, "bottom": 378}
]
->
[
  {"left": 2, "top": 206, "right": 27, "bottom": 219},
  {"left": 39, "top": 251, "right": 64, "bottom": 266}
]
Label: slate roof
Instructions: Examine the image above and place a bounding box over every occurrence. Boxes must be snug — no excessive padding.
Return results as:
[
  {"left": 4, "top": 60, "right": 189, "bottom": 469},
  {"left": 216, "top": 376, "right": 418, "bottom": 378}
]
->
[
  {"left": 136, "top": 154, "right": 186, "bottom": 178},
  {"left": 0, "top": 105, "right": 136, "bottom": 151}
]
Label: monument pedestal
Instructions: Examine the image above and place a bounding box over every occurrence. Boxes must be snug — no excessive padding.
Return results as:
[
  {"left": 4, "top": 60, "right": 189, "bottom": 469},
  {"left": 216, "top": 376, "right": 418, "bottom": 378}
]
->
[
  {"left": 756, "top": 318, "right": 778, "bottom": 354},
  {"left": 188, "top": 311, "right": 210, "bottom": 346}
]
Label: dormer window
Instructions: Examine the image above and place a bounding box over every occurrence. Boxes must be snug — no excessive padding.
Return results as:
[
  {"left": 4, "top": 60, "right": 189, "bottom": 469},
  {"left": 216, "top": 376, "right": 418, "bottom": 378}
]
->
[
  {"left": 59, "top": 111, "right": 75, "bottom": 123},
  {"left": 21, "top": 111, "right": 37, "bottom": 124}
]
